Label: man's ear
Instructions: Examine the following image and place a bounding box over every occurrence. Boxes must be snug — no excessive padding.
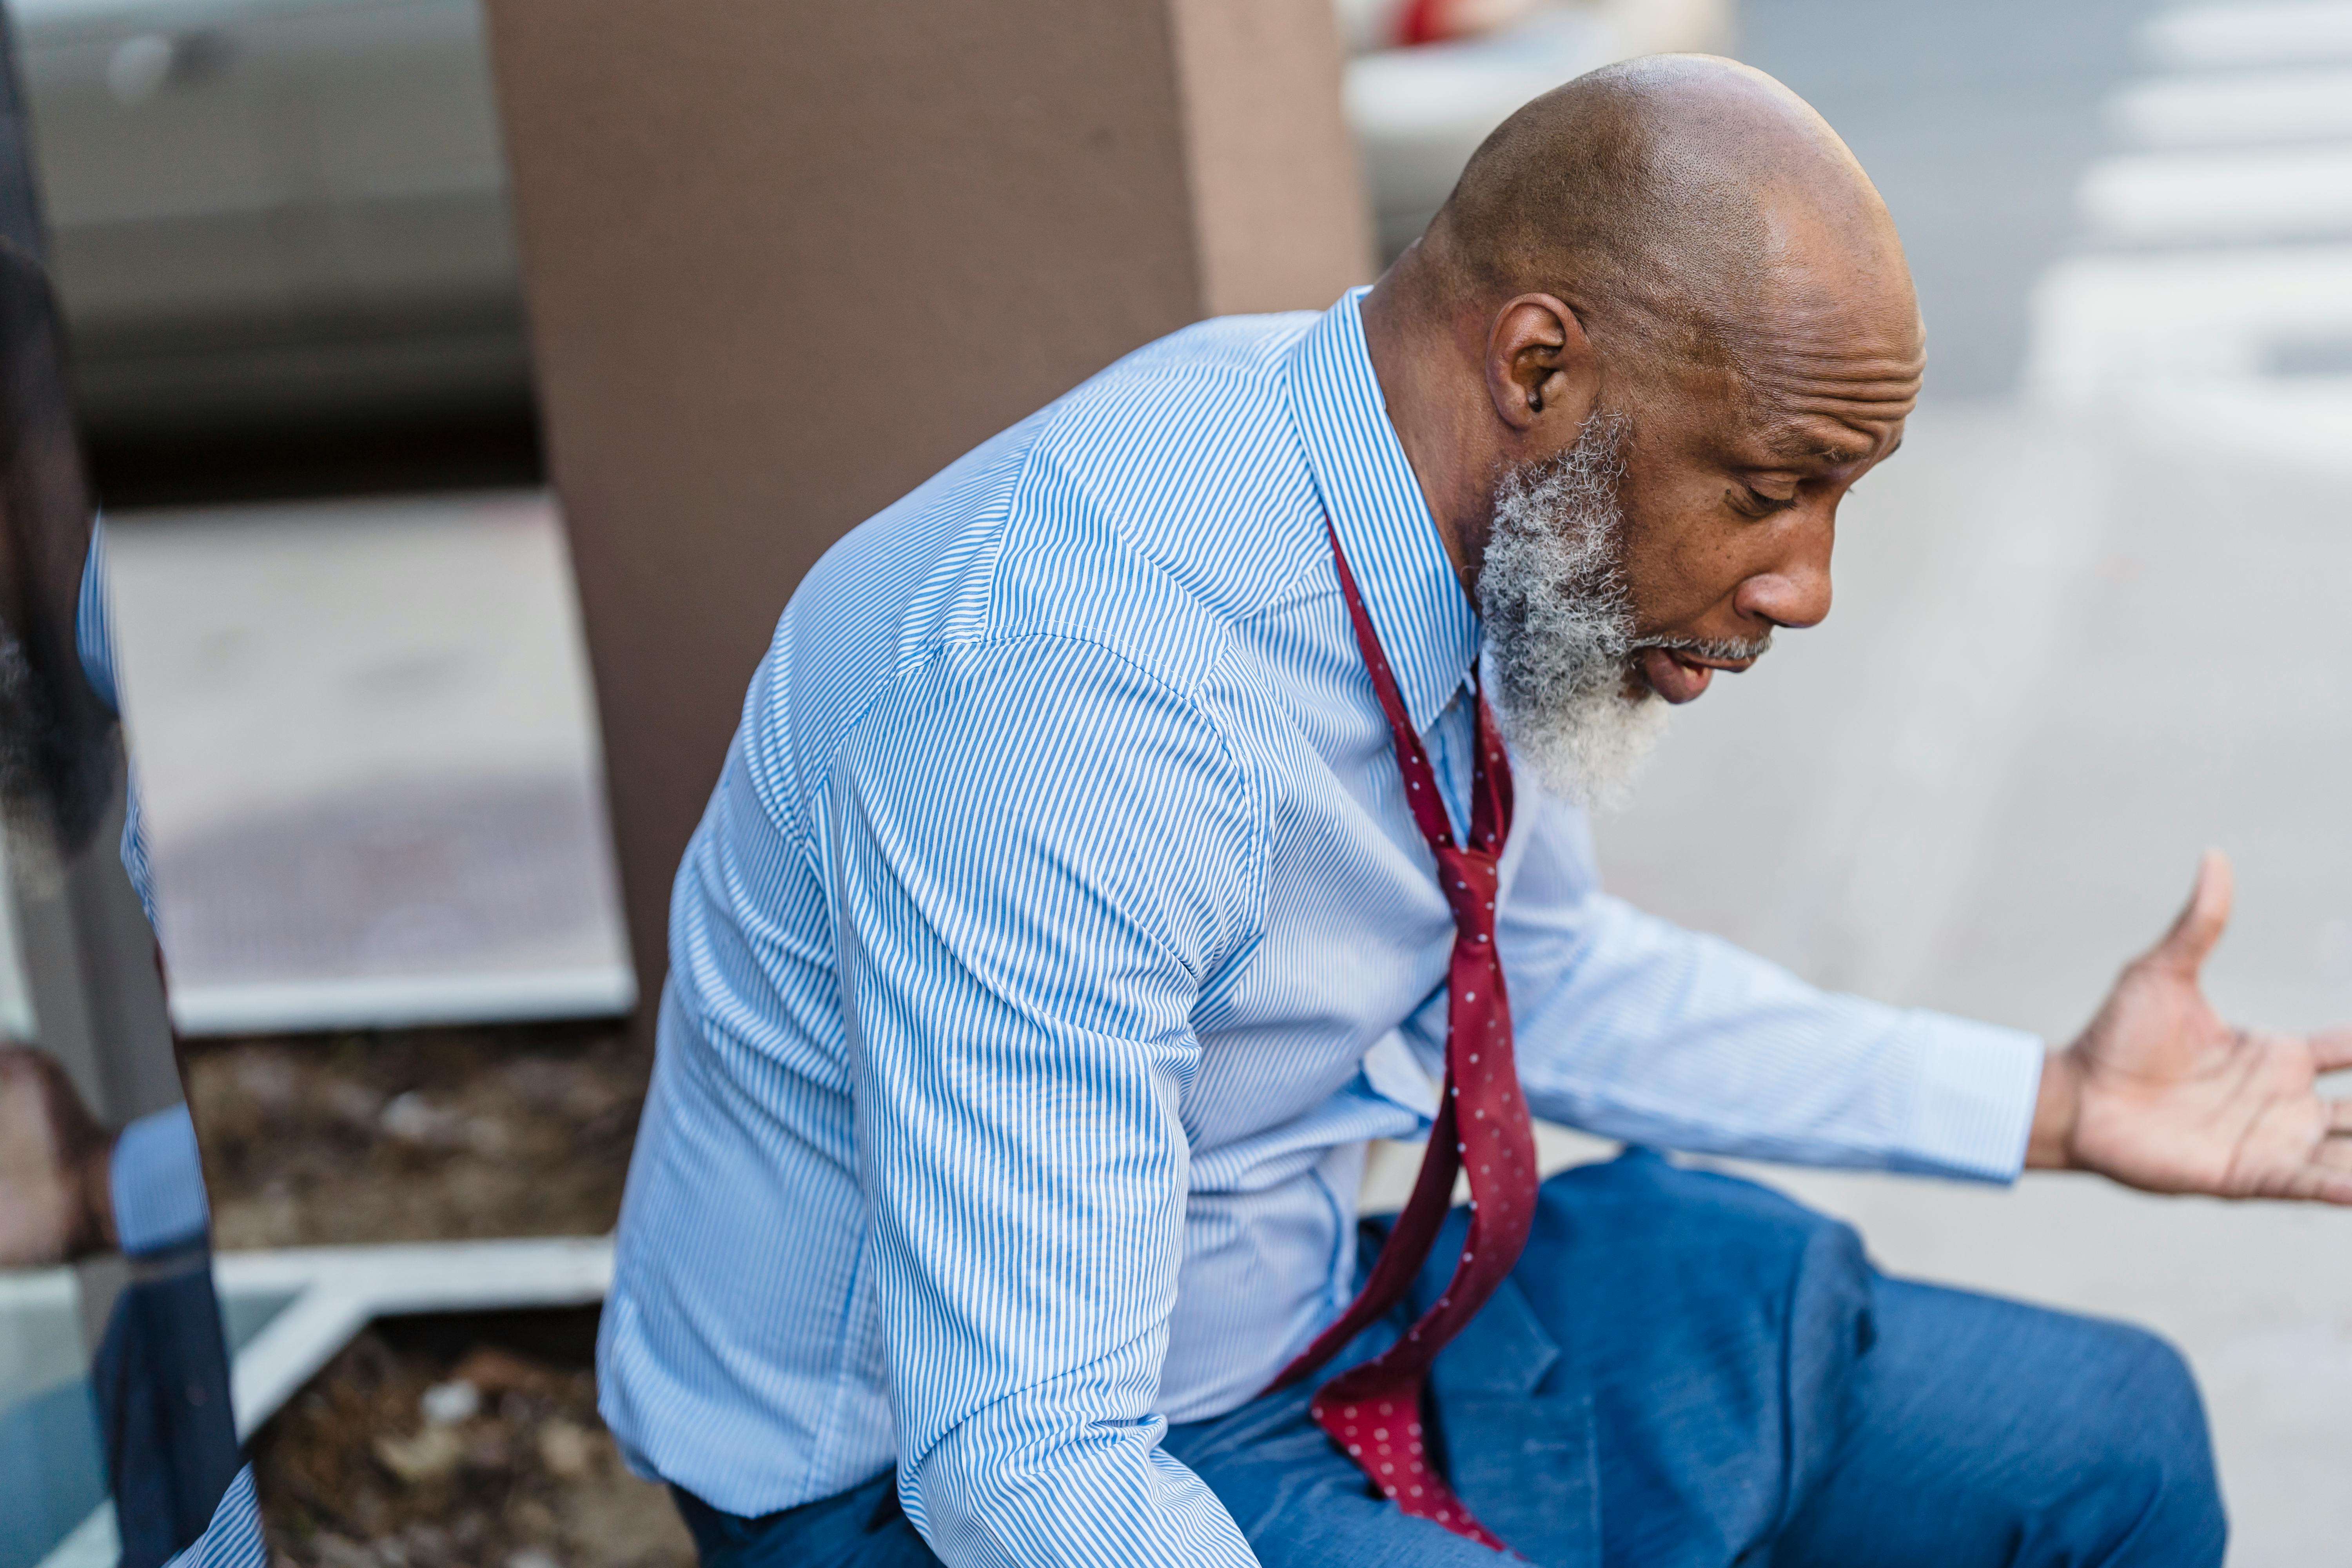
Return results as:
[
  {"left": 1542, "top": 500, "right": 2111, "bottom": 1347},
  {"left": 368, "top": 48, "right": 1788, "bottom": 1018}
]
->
[{"left": 1485, "top": 294, "right": 1601, "bottom": 435}]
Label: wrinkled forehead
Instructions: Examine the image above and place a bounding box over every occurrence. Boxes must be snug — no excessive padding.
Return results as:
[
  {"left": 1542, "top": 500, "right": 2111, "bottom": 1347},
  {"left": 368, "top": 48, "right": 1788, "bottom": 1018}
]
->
[
  {"left": 1726, "top": 267, "right": 1924, "bottom": 459},
  {"left": 1628, "top": 322, "right": 1919, "bottom": 474},
  {"left": 1744, "top": 341, "right": 1921, "bottom": 460}
]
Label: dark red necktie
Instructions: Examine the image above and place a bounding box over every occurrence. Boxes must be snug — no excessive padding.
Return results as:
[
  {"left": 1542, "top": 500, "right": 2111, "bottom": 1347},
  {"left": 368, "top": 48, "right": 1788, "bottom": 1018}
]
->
[{"left": 1266, "top": 523, "right": 1538, "bottom": 1552}]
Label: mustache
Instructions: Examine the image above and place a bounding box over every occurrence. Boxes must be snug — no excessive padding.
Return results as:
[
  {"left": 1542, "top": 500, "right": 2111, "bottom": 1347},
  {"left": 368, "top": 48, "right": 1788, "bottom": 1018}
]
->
[{"left": 1632, "top": 629, "right": 1776, "bottom": 662}]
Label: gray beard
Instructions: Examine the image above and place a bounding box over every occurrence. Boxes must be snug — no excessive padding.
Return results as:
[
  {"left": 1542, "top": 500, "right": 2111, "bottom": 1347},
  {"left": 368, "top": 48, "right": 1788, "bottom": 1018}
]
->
[{"left": 1477, "top": 411, "right": 1669, "bottom": 810}]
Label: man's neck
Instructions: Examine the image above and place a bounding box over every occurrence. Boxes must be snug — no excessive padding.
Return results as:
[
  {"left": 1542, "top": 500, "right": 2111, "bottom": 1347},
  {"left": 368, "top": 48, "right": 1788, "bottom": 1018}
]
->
[{"left": 1358, "top": 270, "right": 1489, "bottom": 606}]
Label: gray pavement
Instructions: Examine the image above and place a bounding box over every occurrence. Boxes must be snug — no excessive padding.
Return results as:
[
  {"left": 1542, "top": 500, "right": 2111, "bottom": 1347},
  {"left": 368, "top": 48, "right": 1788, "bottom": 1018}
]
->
[{"left": 105, "top": 495, "right": 632, "bottom": 1033}]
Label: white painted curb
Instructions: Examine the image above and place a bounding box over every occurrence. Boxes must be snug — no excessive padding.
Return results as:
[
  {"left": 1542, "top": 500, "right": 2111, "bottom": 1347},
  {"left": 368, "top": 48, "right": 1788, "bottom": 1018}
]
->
[
  {"left": 215, "top": 1234, "right": 616, "bottom": 1439},
  {"left": 33, "top": 1234, "right": 616, "bottom": 1568}
]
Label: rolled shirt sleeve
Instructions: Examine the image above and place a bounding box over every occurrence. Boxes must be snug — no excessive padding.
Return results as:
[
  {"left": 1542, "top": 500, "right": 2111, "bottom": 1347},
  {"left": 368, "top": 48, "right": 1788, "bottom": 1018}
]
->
[
  {"left": 829, "top": 635, "right": 1263, "bottom": 1568},
  {"left": 1497, "top": 789, "right": 2046, "bottom": 1182}
]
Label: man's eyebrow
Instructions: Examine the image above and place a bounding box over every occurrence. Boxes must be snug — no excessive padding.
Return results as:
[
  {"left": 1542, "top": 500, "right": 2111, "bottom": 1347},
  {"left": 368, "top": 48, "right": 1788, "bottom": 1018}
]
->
[
  {"left": 1755, "top": 428, "right": 1900, "bottom": 466},
  {"left": 1754, "top": 438, "right": 1864, "bottom": 465}
]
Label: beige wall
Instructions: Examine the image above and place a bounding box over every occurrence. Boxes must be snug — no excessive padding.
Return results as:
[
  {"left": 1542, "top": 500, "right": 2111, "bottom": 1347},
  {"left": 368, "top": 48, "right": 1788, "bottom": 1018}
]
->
[{"left": 482, "top": 0, "right": 1372, "bottom": 1027}]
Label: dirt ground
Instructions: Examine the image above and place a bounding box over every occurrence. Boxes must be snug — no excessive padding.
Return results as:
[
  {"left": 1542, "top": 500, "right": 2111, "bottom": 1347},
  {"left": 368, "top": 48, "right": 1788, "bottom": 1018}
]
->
[
  {"left": 184, "top": 1022, "right": 693, "bottom": 1564},
  {"left": 252, "top": 1306, "right": 696, "bottom": 1568},
  {"left": 184, "top": 1020, "right": 646, "bottom": 1248}
]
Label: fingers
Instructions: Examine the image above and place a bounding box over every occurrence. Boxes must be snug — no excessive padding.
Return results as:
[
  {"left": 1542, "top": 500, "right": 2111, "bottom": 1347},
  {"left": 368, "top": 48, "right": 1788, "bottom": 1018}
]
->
[
  {"left": 2277, "top": 1164, "right": 2352, "bottom": 1205},
  {"left": 2312, "top": 1028, "right": 2352, "bottom": 1074},
  {"left": 2269, "top": 1107, "right": 2352, "bottom": 1204},
  {"left": 2148, "top": 849, "right": 2233, "bottom": 977}
]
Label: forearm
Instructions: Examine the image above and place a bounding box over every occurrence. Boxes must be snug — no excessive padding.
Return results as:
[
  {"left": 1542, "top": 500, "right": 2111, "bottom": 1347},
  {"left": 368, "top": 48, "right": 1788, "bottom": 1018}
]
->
[
  {"left": 1507, "top": 897, "right": 2045, "bottom": 1180},
  {"left": 842, "top": 636, "right": 1266, "bottom": 1565}
]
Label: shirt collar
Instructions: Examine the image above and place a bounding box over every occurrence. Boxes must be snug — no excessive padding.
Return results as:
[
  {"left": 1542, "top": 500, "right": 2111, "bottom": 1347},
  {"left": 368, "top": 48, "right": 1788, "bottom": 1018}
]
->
[{"left": 1284, "top": 287, "right": 1482, "bottom": 735}]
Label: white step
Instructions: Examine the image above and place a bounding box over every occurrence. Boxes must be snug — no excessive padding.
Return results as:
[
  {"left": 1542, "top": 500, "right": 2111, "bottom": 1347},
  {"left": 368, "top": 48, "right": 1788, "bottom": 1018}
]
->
[
  {"left": 2079, "top": 143, "right": 2352, "bottom": 244},
  {"left": 2027, "top": 243, "right": 2352, "bottom": 398},
  {"left": 2143, "top": 2, "right": 2352, "bottom": 67},
  {"left": 167, "top": 963, "right": 636, "bottom": 1037},
  {"left": 2108, "top": 67, "right": 2352, "bottom": 147}
]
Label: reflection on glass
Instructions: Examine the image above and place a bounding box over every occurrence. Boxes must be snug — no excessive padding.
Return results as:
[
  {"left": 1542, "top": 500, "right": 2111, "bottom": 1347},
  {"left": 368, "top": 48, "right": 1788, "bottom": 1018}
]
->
[{"left": 0, "top": 6, "right": 259, "bottom": 1564}]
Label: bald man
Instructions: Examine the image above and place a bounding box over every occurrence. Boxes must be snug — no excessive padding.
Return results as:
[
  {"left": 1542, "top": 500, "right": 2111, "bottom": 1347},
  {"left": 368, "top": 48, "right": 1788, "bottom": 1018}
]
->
[{"left": 601, "top": 58, "right": 2345, "bottom": 1568}]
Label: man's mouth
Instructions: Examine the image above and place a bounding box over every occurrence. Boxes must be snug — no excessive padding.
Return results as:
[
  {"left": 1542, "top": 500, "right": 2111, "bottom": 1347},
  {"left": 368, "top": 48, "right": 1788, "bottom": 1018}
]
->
[{"left": 1635, "top": 646, "right": 1762, "bottom": 705}]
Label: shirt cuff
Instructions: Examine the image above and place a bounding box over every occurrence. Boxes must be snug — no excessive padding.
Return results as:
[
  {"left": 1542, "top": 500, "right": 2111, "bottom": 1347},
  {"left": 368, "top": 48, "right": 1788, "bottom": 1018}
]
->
[
  {"left": 1892, "top": 1013, "right": 2047, "bottom": 1183},
  {"left": 111, "top": 1103, "right": 212, "bottom": 1256}
]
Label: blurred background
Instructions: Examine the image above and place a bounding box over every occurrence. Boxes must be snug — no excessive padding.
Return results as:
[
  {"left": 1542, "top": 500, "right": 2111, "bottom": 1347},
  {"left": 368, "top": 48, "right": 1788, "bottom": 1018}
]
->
[{"left": 3, "top": 0, "right": 2347, "bottom": 1563}]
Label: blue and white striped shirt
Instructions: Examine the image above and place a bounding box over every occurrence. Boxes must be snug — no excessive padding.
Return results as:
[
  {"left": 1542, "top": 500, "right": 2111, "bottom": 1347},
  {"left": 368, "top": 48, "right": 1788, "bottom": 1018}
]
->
[{"left": 599, "top": 290, "right": 2046, "bottom": 1567}]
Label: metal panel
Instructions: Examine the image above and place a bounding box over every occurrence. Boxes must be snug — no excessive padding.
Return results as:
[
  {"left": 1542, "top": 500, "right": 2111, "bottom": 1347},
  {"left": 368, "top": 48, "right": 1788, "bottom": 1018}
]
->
[{"left": 0, "top": 6, "right": 241, "bottom": 1560}]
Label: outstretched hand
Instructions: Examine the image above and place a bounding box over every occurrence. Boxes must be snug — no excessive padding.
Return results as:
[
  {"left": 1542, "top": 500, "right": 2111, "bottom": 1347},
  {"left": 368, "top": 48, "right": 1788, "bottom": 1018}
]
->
[
  {"left": 0, "top": 1045, "right": 116, "bottom": 1266},
  {"left": 2032, "top": 851, "right": 2352, "bottom": 1203}
]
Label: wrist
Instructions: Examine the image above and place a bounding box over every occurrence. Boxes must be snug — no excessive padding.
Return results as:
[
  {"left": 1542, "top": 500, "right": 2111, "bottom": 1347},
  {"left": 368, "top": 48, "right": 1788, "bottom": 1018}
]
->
[{"left": 2024, "top": 1047, "right": 2083, "bottom": 1171}]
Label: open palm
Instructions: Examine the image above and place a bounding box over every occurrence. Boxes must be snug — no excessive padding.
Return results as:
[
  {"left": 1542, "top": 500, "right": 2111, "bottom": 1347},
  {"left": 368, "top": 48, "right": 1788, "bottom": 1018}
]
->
[{"left": 2063, "top": 852, "right": 2352, "bottom": 1204}]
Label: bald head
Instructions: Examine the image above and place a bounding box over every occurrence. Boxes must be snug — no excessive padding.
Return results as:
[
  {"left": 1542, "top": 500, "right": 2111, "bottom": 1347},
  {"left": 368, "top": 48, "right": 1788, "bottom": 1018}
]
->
[
  {"left": 1416, "top": 54, "right": 1916, "bottom": 383},
  {"left": 1360, "top": 57, "right": 1926, "bottom": 783}
]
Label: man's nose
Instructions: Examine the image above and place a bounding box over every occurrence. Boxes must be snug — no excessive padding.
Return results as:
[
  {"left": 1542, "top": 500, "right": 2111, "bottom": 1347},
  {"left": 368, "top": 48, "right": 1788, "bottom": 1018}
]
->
[{"left": 1734, "top": 525, "right": 1833, "bottom": 631}]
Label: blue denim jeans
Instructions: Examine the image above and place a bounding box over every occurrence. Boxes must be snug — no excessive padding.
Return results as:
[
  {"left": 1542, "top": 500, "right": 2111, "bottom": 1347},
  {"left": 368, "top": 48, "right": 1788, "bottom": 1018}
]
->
[{"left": 673, "top": 1151, "right": 2225, "bottom": 1567}]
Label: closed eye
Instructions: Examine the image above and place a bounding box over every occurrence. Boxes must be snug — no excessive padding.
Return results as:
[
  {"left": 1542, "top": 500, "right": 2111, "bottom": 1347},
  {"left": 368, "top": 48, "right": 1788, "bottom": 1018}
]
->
[{"left": 1730, "top": 485, "right": 1798, "bottom": 518}]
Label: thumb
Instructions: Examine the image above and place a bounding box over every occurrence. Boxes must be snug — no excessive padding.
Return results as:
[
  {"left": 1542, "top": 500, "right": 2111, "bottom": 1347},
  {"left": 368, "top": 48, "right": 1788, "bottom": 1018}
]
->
[{"left": 2148, "top": 849, "right": 2232, "bottom": 977}]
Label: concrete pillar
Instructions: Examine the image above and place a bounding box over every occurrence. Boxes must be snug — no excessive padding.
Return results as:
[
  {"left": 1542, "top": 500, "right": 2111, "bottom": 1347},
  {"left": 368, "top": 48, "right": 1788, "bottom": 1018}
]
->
[{"left": 483, "top": 0, "right": 1372, "bottom": 1027}]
